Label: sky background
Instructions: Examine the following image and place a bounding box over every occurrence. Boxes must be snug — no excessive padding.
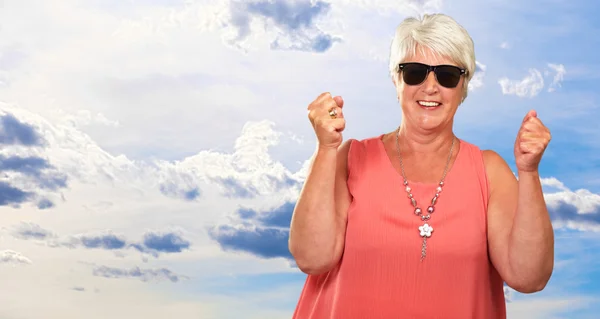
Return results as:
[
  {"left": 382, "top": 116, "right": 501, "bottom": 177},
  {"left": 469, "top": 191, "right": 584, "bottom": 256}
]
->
[{"left": 0, "top": 0, "right": 599, "bottom": 318}]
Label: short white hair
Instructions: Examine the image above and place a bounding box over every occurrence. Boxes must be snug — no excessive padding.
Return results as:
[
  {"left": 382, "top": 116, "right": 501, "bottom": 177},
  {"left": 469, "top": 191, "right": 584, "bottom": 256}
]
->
[{"left": 388, "top": 14, "right": 476, "bottom": 102}]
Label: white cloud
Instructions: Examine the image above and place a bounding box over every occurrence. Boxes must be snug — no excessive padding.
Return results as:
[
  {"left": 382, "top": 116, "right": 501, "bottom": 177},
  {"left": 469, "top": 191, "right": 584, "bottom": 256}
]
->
[
  {"left": 547, "top": 63, "right": 566, "bottom": 92},
  {"left": 546, "top": 188, "right": 600, "bottom": 215},
  {"left": 500, "top": 42, "right": 510, "bottom": 49},
  {"left": 498, "top": 68, "right": 544, "bottom": 98},
  {"left": 0, "top": 250, "right": 32, "bottom": 265},
  {"left": 498, "top": 63, "right": 566, "bottom": 97},
  {"left": 541, "top": 177, "right": 570, "bottom": 192},
  {"left": 468, "top": 61, "right": 487, "bottom": 91}
]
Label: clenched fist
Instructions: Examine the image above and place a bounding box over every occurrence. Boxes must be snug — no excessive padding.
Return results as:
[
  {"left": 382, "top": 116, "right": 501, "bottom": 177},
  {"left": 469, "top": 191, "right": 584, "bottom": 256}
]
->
[
  {"left": 307, "top": 92, "right": 346, "bottom": 150},
  {"left": 514, "top": 110, "right": 552, "bottom": 173}
]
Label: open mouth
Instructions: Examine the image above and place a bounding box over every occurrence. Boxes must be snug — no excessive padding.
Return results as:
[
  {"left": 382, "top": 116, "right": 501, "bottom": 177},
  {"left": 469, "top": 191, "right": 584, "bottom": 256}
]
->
[{"left": 417, "top": 100, "right": 441, "bottom": 108}]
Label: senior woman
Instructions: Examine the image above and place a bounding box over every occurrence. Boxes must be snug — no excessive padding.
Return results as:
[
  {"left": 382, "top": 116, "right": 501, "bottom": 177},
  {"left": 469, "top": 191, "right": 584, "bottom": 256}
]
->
[{"left": 288, "top": 13, "right": 554, "bottom": 319}]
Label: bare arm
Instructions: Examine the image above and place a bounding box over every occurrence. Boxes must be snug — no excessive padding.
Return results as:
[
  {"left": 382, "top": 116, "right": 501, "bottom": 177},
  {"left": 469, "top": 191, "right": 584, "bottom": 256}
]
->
[
  {"left": 485, "top": 150, "right": 554, "bottom": 293},
  {"left": 288, "top": 140, "right": 352, "bottom": 275}
]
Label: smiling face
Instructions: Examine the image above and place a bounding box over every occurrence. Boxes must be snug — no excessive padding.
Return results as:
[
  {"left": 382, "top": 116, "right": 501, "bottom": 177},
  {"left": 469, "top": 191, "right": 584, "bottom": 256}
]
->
[{"left": 394, "top": 45, "right": 466, "bottom": 133}]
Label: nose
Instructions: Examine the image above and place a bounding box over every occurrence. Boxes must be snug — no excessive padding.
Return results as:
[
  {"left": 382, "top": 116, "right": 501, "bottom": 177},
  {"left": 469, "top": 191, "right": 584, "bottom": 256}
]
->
[{"left": 422, "top": 71, "right": 438, "bottom": 94}]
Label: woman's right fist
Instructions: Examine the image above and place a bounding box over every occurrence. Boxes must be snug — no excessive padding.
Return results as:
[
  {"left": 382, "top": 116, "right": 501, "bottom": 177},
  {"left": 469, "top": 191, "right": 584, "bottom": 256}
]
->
[{"left": 307, "top": 92, "right": 346, "bottom": 150}]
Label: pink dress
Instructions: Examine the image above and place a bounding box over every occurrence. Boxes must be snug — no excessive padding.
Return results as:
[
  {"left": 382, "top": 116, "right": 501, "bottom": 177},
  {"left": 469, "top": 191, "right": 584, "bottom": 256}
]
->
[{"left": 292, "top": 135, "right": 506, "bottom": 319}]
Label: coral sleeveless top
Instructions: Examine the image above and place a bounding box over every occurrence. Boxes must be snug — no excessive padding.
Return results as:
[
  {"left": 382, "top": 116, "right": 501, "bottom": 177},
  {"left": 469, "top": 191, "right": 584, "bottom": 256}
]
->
[{"left": 292, "top": 135, "right": 506, "bottom": 319}]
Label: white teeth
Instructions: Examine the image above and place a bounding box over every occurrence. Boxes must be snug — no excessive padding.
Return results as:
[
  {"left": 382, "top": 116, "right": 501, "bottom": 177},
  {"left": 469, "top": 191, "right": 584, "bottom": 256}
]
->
[{"left": 418, "top": 101, "right": 440, "bottom": 107}]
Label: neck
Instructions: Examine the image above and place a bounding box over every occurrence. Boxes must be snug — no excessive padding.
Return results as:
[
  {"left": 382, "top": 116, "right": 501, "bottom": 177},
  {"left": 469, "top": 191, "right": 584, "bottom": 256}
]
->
[{"left": 396, "top": 120, "right": 455, "bottom": 156}]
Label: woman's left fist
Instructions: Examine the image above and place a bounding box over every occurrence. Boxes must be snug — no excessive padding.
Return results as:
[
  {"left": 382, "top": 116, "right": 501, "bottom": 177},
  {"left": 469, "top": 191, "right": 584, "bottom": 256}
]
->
[{"left": 514, "top": 110, "right": 552, "bottom": 173}]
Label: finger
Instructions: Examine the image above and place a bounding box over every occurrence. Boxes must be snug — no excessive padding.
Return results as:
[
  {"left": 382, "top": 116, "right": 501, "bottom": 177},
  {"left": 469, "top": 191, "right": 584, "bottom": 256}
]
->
[
  {"left": 333, "top": 96, "right": 344, "bottom": 108},
  {"left": 521, "top": 118, "right": 550, "bottom": 134},
  {"left": 328, "top": 118, "right": 346, "bottom": 132},
  {"left": 308, "top": 92, "right": 332, "bottom": 110},
  {"left": 522, "top": 109, "right": 537, "bottom": 123},
  {"left": 522, "top": 119, "right": 544, "bottom": 132},
  {"left": 318, "top": 92, "right": 333, "bottom": 103},
  {"left": 519, "top": 141, "right": 546, "bottom": 154},
  {"left": 519, "top": 131, "right": 551, "bottom": 143},
  {"left": 326, "top": 105, "right": 344, "bottom": 119}
]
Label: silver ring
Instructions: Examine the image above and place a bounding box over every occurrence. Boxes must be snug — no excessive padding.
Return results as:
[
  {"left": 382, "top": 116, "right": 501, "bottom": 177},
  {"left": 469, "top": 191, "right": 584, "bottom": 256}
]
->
[{"left": 328, "top": 108, "right": 337, "bottom": 118}]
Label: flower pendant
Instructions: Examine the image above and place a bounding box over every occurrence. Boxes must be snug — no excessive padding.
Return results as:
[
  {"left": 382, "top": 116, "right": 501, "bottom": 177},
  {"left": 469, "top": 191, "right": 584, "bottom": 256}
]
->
[{"left": 419, "top": 223, "right": 433, "bottom": 237}]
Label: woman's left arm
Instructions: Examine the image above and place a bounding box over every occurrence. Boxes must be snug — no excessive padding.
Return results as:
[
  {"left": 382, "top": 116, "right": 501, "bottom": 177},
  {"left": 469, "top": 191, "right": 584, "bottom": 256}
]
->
[{"left": 485, "top": 110, "right": 554, "bottom": 293}]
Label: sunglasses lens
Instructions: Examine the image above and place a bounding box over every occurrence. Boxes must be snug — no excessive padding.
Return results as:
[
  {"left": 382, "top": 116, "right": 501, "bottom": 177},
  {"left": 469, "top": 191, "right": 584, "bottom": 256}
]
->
[
  {"left": 435, "top": 66, "right": 461, "bottom": 88},
  {"left": 402, "top": 64, "right": 428, "bottom": 85}
]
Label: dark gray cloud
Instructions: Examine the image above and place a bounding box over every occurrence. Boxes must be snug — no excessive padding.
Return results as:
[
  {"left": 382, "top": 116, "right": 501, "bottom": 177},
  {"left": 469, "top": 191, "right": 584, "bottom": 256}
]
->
[
  {"left": 0, "top": 155, "right": 49, "bottom": 175},
  {"left": 0, "top": 154, "right": 67, "bottom": 193},
  {"left": 228, "top": 0, "right": 340, "bottom": 53},
  {"left": 209, "top": 224, "right": 291, "bottom": 259},
  {"left": 215, "top": 176, "right": 259, "bottom": 199},
  {"left": 0, "top": 113, "right": 43, "bottom": 146},
  {"left": 237, "top": 201, "right": 294, "bottom": 228},
  {"left": 134, "top": 231, "right": 191, "bottom": 253},
  {"left": 37, "top": 198, "right": 54, "bottom": 209},
  {"left": 10, "top": 223, "right": 191, "bottom": 257},
  {"left": 80, "top": 234, "right": 128, "bottom": 250},
  {"left": 92, "top": 265, "right": 185, "bottom": 283},
  {"left": 0, "top": 113, "right": 67, "bottom": 208},
  {"left": 548, "top": 198, "right": 600, "bottom": 224},
  {"left": 210, "top": 174, "right": 299, "bottom": 199},
  {"left": 0, "top": 181, "right": 33, "bottom": 206},
  {"left": 12, "top": 222, "right": 55, "bottom": 240},
  {"left": 209, "top": 201, "right": 296, "bottom": 260},
  {"left": 159, "top": 182, "right": 201, "bottom": 201},
  {"left": 246, "top": 0, "right": 329, "bottom": 30}
]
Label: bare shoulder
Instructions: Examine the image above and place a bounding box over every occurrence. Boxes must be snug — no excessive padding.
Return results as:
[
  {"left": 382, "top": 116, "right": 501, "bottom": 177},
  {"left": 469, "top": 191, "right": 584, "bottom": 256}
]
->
[{"left": 482, "top": 149, "right": 518, "bottom": 191}]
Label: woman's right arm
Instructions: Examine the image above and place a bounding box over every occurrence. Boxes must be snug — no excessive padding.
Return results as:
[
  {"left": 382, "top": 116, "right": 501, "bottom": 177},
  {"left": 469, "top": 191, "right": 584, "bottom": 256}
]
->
[{"left": 288, "top": 139, "right": 353, "bottom": 275}]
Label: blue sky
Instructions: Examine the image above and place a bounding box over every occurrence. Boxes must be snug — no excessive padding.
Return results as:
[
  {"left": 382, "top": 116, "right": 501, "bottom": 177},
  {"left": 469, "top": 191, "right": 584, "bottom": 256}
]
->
[{"left": 0, "top": 0, "right": 599, "bottom": 318}]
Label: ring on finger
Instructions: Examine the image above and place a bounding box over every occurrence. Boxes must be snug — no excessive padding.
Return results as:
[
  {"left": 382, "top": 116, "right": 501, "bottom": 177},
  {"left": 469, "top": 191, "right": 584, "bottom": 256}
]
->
[{"left": 328, "top": 107, "right": 337, "bottom": 118}]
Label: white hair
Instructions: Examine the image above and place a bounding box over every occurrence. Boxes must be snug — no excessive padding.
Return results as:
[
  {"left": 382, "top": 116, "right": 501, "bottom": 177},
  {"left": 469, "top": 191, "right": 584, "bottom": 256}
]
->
[{"left": 388, "top": 14, "right": 476, "bottom": 102}]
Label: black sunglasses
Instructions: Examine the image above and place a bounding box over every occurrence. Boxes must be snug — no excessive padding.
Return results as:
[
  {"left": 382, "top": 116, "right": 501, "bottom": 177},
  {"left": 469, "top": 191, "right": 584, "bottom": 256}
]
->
[{"left": 398, "top": 62, "right": 467, "bottom": 88}]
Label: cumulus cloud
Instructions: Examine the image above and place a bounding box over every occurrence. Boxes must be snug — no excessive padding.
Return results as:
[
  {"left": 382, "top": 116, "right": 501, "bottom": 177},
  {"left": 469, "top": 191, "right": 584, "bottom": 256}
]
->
[
  {"left": 0, "top": 112, "right": 68, "bottom": 208},
  {"left": 133, "top": 230, "right": 191, "bottom": 254},
  {"left": 11, "top": 222, "right": 57, "bottom": 240},
  {"left": 9, "top": 222, "right": 192, "bottom": 257},
  {"left": 225, "top": 0, "right": 341, "bottom": 53},
  {"left": 0, "top": 250, "right": 32, "bottom": 265},
  {"left": 498, "top": 63, "right": 566, "bottom": 97},
  {"left": 157, "top": 120, "right": 302, "bottom": 200},
  {"left": 0, "top": 113, "right": 44, "bottom": 146},
  {"left": 208, "top": 201, "right": 295, "bottom": 260},
  {"left": 498, "top": 69, "right": 544, "bottom": 98},
  {"left": 0, "top": 181, "right": 34, "bottom": 206}
]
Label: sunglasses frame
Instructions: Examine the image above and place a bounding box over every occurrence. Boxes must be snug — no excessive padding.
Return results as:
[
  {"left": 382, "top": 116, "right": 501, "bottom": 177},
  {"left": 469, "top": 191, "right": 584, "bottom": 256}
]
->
[{"left": 398, "top": 62, "right": 467, "bottom": 88}]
